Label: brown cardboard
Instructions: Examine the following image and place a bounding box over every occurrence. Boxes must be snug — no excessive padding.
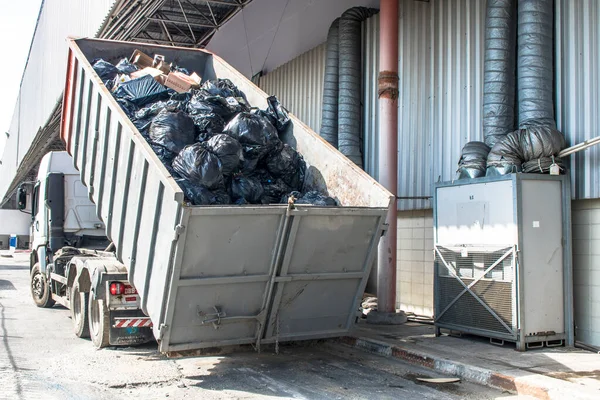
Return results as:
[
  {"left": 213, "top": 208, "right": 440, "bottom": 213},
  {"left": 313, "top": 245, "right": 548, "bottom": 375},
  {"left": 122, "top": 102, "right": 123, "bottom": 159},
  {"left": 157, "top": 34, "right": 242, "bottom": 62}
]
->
[
  {"left": 164, "top": 71, "right": 197, "bottom": 93},
  {"left": 130, "top": 49, "right": 154, "bottom": 69}
]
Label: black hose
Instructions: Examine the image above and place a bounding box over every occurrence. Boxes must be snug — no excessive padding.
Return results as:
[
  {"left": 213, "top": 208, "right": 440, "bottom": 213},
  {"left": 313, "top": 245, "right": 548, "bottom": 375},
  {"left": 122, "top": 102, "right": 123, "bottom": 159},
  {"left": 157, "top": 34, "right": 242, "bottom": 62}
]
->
[{"left": 320, "top": 18, "right": 340, "bottom": 147}]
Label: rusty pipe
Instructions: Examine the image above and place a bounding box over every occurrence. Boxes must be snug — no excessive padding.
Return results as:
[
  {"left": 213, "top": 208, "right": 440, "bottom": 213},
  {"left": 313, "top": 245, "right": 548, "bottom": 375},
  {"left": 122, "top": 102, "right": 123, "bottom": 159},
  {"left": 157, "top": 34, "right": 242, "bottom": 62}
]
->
[{"left": 377, "top": 0, "right": 399, "bottom": 314}]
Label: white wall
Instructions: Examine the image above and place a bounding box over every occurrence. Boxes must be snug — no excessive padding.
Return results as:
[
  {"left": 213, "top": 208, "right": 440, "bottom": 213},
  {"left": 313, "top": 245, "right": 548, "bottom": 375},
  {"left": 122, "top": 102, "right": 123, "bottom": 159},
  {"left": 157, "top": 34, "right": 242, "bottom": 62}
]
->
[
  {"left": 0, "top": 209, "right": 31, "bottom": 235},
  {"left": 397, "top": 210, "right": 434, "bottom": 316},
  {"left": 572, "top": 199, "right": 600, "bottom": 346}
]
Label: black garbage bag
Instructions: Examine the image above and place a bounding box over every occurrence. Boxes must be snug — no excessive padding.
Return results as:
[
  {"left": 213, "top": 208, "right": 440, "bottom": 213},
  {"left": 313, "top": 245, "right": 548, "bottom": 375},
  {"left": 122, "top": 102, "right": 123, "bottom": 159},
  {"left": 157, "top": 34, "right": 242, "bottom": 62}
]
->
[
  {"left": 92, "top": 59, "right": 119, "bottom": 83},
  {"left": 204, "top": 134, "right": 242, "bottom": 176},
  {"left": 150, "top": 143, "right": 177, "bottom": 166},
  {"left": 224, "top": 112, "right": 281, "bottom": 173},
  {"left": 230, "top": 173, "right": 264, "bottom": 204},
  {"left": 282, "top": 191, "right": 337, "bottom": 206},
  {"left": 134, "top": 100, "right": 186, "bottom": 133},
  {"left": 172, "top": 143, "right": 224, "bottom": 189},
  {"left": 115, "top": 58, "right": 138, "bottom": 75},
  {"left": 173, "top": 66, "right": 190, "bottom": 75},
  {"left": 187, "top": 91, "right": 242, "bottom": 121},
  {"left": 175, "top": 179, "right": 230, "bottom": 205},
  {"left": 201, "top": 78, "right": 246, "bottom": 99},
  {"left": 113, "top": 75, "right": 170, "bottom": 107},
  {"left": 252, "top": 169, "right": 291, "bottom": 204},
  {"left": 116, "top": 98, "right": 138, "bottom": 120},
  {"left": 149, "top": 110, "right": 196, "bottom": 153},
  {"left": 298, "top": 191, "right": 337, "bottom": 206},
  {"left": 265, "top": 144, "right": 305, "bottom": 190},
  {"left": 265, "top": 96, "right": 291, "bottom": 134},
  {"left": 191, "top": 113, "right": 225, "bottom": 142}
]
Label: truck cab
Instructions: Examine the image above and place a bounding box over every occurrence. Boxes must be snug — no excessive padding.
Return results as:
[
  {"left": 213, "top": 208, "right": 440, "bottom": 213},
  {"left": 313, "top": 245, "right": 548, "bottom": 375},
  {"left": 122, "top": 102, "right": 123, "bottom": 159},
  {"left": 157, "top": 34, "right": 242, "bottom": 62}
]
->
[{"left": 21, "top": 151, "right": 153, "bottom": 348}]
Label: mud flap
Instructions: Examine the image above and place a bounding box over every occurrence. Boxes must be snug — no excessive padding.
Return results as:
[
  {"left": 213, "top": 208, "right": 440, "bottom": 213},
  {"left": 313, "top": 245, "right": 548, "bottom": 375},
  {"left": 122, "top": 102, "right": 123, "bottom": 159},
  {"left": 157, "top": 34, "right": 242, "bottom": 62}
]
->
[{"left": 109, "top": 309, "right": 155, "bottom": 346}]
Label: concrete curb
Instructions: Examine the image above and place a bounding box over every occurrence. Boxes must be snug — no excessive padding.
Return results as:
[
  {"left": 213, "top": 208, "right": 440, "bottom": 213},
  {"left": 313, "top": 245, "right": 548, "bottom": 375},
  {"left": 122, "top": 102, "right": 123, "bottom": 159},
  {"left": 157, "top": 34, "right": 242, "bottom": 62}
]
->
[{"left": 338, "top": 336, "right": 598, "bottom": 400}]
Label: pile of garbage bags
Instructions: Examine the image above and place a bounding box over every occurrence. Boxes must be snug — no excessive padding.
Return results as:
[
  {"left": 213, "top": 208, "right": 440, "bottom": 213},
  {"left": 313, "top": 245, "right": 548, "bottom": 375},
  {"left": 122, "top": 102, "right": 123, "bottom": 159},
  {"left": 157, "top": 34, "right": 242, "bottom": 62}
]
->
[{"left": 92, "top": 56, "right": 337, "bottom": 206}]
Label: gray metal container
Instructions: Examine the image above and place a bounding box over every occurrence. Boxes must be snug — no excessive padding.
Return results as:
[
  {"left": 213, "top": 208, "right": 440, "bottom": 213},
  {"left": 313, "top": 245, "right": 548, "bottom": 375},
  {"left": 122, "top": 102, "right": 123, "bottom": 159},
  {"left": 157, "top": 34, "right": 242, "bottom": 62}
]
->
[{"left": 61, "top": 38, "right": 393, "bottom": 352}]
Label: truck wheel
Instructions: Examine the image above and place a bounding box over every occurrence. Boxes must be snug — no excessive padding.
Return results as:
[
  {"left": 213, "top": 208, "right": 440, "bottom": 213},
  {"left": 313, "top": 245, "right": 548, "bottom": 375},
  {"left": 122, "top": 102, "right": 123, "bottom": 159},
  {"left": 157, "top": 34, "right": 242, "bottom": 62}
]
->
[
  {"left": 30, "top": 263, "right": 55, "bottom": 308},
  {"left": 70, "top": 283, "right": 90, "bottom": 338},
  {"left": 89, "top": 297, "right": 110, "bottom": 348}
]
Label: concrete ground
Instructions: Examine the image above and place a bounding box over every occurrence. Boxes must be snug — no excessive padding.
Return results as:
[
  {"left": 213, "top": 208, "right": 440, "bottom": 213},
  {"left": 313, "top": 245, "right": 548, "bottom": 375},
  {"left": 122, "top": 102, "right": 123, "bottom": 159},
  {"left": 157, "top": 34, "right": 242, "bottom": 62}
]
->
[
  {"left": 0, "top": 253, "right": 518, "bottom": 400},
  {"left": 344, "top": 320, "right": 600, "bottom": 400}
]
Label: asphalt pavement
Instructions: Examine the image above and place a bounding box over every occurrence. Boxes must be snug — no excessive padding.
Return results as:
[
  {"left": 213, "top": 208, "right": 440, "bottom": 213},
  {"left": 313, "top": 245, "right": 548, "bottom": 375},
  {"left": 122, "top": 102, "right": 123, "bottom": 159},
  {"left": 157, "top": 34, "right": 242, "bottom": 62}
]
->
[{"left": 0, "top": 253, "right": 524, "bottom": 400}]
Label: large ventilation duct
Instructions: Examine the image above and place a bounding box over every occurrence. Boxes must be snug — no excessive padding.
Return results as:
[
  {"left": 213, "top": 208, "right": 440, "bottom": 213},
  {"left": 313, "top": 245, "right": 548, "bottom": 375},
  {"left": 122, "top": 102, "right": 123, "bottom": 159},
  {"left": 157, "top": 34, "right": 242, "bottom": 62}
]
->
[
  {"left": 483, "top": 0, "right": 517, "bottom": 147},
  {"left": 517, "top": 0, "right": 555, "bottom": 128},
  {"left": 338, "top": 7, "right": 378, "bottom": 167},
  {"left": 485, "top": 0, "right": 565, "bottom": 176},
  {"left": 320, "top": 18, "right": 340, "bottom": 147}
]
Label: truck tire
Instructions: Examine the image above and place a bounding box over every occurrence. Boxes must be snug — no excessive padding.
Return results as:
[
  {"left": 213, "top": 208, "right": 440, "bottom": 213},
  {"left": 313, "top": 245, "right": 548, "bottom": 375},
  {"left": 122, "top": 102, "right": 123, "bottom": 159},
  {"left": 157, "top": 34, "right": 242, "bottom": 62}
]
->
[
  {"left": 30, "top": 263, "right": 55, "bottom": 308},
  {"left": 89, "top": 297, "right": 110, "bottom": 348},
  {"left": 70, "top": 282, "right": 90, "bottom": 338}
]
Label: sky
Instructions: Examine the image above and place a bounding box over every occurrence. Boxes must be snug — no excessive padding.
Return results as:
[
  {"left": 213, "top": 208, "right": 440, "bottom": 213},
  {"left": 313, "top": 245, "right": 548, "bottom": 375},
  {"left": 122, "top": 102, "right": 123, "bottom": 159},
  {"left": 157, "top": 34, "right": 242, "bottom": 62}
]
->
[{"left": 0, "top": 0, "right": 43, "bottom": 153}]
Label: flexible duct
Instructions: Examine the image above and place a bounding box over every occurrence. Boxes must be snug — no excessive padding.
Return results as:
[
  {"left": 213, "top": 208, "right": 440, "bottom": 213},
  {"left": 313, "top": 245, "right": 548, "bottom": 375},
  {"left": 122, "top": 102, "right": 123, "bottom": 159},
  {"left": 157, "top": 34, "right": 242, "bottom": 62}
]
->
[
  {"left": 483, "top": 0, "right": 517, "bottom": 147},
  {"left": 517, "top": 0, "right": 555, "bottom": 128},
  {"left": 338, "top": 7, "right": 378, "bottom": 167},
  {"left": 486, "top": 0, "right": 566, "bottom": 176},
  {"left": 320, "top": 18, "right": 340, "bottom": 147}
]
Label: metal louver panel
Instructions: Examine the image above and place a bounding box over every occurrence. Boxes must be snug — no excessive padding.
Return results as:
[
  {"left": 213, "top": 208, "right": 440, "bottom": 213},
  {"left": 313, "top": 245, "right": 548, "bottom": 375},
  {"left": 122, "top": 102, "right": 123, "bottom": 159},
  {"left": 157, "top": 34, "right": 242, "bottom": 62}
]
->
[{"left": 434, "top": 245, "right": 517, "bottom": 340}]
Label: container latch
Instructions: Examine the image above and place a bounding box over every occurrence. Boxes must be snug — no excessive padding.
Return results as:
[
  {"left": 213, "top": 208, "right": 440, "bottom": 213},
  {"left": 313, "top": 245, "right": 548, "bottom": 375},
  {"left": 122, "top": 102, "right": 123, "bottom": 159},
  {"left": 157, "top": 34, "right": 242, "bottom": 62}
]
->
[{"left": 198, "top": 306, "right": 226, "bottom": 329}]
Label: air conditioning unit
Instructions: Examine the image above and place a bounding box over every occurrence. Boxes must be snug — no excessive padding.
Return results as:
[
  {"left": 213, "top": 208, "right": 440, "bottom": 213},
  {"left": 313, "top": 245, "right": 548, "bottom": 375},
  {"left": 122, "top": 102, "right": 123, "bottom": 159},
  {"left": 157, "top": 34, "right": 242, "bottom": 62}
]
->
[{"left": 433, "top": 174, "right": 573, "bottom": 350}]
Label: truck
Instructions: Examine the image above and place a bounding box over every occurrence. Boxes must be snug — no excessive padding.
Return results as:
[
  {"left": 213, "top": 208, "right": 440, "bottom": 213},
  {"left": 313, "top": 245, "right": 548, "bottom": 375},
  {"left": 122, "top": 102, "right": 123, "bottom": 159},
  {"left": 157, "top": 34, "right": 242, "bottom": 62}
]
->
[{"left": 18, "top": 37, "right": 393, "bottom": 353}]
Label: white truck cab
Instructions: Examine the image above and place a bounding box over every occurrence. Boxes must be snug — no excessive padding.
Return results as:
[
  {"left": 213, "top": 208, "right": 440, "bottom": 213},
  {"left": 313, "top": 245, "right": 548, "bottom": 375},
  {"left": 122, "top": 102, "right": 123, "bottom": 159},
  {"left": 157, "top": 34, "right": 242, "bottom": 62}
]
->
[
  {"left": 31, "top": 151, "right": 107, "bottom": 272},
  {"left": 20, "top": 151, "right": 153, "bottom": 348}
]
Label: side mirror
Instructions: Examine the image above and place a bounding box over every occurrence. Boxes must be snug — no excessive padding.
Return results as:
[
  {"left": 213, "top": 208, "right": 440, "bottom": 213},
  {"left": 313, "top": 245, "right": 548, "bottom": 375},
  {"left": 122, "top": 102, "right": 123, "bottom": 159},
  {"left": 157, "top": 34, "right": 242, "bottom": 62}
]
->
[{"left": 17, "top": 186, "right": 27, "bottom": 210}]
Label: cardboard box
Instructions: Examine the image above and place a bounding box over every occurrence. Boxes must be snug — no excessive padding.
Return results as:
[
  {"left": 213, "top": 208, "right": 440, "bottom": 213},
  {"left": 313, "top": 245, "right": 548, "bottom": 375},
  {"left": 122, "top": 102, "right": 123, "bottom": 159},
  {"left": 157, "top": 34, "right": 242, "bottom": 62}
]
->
[
  {"left": 190, "top": 72, "right": 202, "bottom": 85},
  {"left": 130, "top": 67, "right": 164, "bottom": 80},
  {"left": 130, "top": 49, "right": 154, "bottom": 69},
  {"left": 164, "top": 71, "right": 199, "bottom": 93}
]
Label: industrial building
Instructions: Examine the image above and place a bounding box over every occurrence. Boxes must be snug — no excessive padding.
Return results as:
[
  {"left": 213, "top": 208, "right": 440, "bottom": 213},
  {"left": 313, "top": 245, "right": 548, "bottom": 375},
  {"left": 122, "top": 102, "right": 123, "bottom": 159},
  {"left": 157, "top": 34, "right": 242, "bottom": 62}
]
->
[{"left": 0, "top": 0, "right": 599, "bottom": 351}]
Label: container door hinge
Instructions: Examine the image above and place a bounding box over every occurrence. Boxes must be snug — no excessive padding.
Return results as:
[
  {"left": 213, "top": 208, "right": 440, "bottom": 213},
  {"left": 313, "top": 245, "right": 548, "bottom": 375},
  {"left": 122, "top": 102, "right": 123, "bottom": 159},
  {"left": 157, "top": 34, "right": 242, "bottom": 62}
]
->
[
  {"left": 173, "top": 224, "right": 185, "bottom": 242},
  {"left": 381, "top": 223, "right": 390, "bottom": 237},
  {"left": 159, "top": 324, "right": 168, "bottom": 339}
]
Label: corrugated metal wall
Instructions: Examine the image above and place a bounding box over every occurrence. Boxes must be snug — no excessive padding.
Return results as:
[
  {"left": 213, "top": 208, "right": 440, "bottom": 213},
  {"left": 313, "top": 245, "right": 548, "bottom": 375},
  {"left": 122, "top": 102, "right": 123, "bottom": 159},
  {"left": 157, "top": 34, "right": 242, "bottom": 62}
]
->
[
  {"left": 556, "top": 0, "right": 600, "bottom": 200},
  {"left": 0, "top": 0, "right": 115, "bottom": 199},
  {"left": 259, "top": 43, "right": 327, "bottom": 133},
  {"left": 260, "top": 0, "right": 485, "bottom": 211}
]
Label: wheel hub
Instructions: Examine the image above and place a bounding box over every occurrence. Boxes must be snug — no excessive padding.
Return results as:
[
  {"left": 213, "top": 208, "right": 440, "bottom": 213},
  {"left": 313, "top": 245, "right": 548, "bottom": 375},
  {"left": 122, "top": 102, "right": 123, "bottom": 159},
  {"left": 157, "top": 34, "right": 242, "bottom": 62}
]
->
[{"left": 32, "top": 274, "right": 43, "bottom": 298}]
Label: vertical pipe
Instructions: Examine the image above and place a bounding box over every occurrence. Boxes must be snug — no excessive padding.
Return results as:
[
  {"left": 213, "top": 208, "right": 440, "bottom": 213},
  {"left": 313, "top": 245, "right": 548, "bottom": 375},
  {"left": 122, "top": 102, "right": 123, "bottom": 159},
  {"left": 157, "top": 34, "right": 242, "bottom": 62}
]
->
[{"left": 377, "top": 0, "right": 399, "bottom": 313}]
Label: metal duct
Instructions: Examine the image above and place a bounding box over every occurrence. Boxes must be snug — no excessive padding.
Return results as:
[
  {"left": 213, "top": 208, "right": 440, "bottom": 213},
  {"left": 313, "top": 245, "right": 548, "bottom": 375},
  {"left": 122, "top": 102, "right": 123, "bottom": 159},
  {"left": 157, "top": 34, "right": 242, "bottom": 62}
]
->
[
  {"left": 517, "top": 0, "right": 555, "bottom": 128},
  {"left": 338, "top": 7, "right": 378, "bottom": 167},
  {"left": 320, "top": 18, "right": 340, "bottom": 147},
  {"left": 483, "top": 0, "right": 517, "bottom": 147}
]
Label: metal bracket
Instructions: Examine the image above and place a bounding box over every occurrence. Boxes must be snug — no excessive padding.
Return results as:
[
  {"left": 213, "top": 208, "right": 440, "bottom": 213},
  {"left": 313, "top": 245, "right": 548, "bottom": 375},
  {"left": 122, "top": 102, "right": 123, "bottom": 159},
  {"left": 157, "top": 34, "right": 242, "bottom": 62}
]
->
[
  {"left": 198, "top": 306, "right": 227, "bottom": 329},
  {"left": 173, "top": 224, "right": 185, "bottom": 242}
]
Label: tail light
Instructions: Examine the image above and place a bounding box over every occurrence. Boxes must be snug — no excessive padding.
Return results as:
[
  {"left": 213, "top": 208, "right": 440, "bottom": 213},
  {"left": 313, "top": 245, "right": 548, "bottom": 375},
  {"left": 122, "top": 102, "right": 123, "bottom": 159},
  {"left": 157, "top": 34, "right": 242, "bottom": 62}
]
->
[{"left": 110, "top": 282, "right": 125, "bottom": 295}]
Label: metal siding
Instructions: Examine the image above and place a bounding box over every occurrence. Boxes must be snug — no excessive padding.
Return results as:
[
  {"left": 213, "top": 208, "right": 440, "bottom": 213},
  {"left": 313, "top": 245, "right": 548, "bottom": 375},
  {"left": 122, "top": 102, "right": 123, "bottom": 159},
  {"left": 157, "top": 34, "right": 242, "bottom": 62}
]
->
[
  {"left": 261, "top": 0, "right": 485, "bottom": 211},
  {"left": 0, "top": 0, "right": 115, "bottom": 199},
  {"left": 259, "top": 43, "right": 326, "bottom": 133},
  {"left": 556, "top": 0, "right": 600, "bottom": 199}
]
